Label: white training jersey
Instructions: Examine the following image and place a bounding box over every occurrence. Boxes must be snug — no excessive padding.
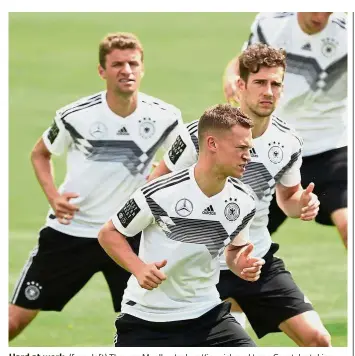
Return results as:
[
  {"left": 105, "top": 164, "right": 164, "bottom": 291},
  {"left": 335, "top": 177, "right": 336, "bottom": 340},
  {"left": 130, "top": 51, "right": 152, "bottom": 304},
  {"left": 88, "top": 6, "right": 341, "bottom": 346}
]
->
[
  {"left": 111, "top": 165, "right": 255, "bottom": 322},
  {"left": 42, "top": 91, "right": 182, "bottom": 238},
  {"left": 164, "top": 117, "right": 302, "bottom": 265},
  {"left": 244, "top": 12, "right": 347, "bottom": 156}
]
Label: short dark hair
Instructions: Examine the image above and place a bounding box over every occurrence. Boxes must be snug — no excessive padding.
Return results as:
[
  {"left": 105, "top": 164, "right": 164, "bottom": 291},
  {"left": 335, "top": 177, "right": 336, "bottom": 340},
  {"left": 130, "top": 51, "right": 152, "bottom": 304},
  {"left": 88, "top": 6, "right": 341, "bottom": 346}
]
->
[
  {"left": 99, "top": 32, "right": 144, "bottom": 69},
  {"left": 239, "top": 43, "right": 286, "bottom": 82},
  {"left": 198, "top": 104, "right": 253, "bottom": 146}
]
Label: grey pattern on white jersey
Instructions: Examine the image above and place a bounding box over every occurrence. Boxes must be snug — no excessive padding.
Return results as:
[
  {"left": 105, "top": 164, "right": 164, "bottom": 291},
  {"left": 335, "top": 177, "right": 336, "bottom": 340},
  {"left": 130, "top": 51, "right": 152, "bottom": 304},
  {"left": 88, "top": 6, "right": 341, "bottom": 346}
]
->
[
  {"left": 111, "top": 166, "right": 255, "bottom": 322},
  {"left": 164, "top": 116, "right": 302, "bottom": 262},
  {"left": 244, "top": 12, "right": 347, "bottom": 156},
  {"left": 42, "top": 91, "right": 183, "bottom": 238}
]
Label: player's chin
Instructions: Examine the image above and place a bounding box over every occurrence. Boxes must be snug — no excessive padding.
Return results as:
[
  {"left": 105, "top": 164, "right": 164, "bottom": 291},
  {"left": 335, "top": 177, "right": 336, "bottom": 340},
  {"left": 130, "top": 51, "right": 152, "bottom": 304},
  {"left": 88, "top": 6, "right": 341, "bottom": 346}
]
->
[
  {"left": 229, "top": 166, "right": 245, "bottom": 179},
  {"left": 257, "top": 106, "right": 274, "bottom": 117},
  {"left": 117, "top": 84, "right": 137, "bottom": 94}
]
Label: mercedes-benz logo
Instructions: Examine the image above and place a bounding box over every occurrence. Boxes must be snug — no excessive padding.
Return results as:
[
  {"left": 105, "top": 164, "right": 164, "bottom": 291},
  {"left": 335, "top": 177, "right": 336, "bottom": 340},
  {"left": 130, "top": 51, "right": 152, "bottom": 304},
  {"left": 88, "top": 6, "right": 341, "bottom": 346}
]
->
[
  {"left": 175, "top": 198, "right": 193, "bottom": 217},
  {"left": 89, "top": 122, "right": 107, "bottom": 138}
]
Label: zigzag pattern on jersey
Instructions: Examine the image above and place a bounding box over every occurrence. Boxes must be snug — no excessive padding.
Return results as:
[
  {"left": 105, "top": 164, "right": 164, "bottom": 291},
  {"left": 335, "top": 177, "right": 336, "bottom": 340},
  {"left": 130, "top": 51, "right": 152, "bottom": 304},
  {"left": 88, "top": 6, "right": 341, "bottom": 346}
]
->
[
  {"left": 241, "top": 162, "right": 274, "bottom": 200},
  {"left": 229, "top": 208, "right": 256, "bottom": 238},
  {"left": 61, "top": 118, "right": 178, "bottom": 175},
  {"left": 141, "top": 169, "right": 190, "bottom": 197},
  {"left": 145, "top": 196, "right": 253, "bottom": 258},
  {"left": 274, "top": 149, "right": 301, "bottom": 182},
  {"left": 251, "top": 24, "right": 347, "bottom": 93},
  {"left": 239, "top": 148, "right": 301, "bottom": 201},
  {"left": 286, "top": 53, "right": 347, "bottom": 92},
  {"left": 187, "top": 120, "right": 200, "bottom": 154}
]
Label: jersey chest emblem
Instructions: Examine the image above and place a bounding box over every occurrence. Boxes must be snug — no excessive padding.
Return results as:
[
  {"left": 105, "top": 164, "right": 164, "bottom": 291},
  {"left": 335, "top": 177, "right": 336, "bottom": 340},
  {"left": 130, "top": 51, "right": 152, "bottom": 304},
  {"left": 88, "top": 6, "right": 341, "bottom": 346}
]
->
[
  {"left": 321, "top": 37, "right": 339, "bottom": 58},
  {"left": 224, "top": 198, "right": 240, "bottom": 221},
  {"left": 139, "top": 117, "right": 156, "bottom": 139},
  {"left": 268, "top": 141, "right": 284, "bottom": 164}
]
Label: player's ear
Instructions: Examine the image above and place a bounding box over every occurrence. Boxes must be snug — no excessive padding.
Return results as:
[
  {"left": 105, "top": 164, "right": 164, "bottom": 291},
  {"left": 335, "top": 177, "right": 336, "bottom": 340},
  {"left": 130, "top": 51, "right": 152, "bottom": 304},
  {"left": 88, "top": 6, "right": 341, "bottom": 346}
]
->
[
  {"left": 206, "top": 136, "right": 217, "bottom": 151},
  {"left": 98, "top": 64, "right": 106, "bottom": 80},
  {"left": 237, "top": 76, "right": 245, "bottom": 91}
]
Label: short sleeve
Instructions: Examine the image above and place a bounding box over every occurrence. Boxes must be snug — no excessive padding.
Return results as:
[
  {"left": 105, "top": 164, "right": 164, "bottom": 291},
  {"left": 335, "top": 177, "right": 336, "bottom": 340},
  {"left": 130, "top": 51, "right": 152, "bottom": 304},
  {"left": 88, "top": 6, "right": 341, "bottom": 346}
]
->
[
  {"left": 161, "top": 109, "right": 184, "bottom": 151},
  {"left": 42, "top": 112, "right": 72, "bottom": 156},
  {"left": 163, "top": 121, "right": 199, "bottom": 171},
  {"left": 279, "top": 136, "right": 303, "bottom": 187},
  {"left": 241, "top": 12, "right": 269, "bottom": 50},
  {"left": 111, "top": 189, "right": 154, "bottom": 237},
  {"left": 230, "top": 207, "right": 255, "bottom": 247}
]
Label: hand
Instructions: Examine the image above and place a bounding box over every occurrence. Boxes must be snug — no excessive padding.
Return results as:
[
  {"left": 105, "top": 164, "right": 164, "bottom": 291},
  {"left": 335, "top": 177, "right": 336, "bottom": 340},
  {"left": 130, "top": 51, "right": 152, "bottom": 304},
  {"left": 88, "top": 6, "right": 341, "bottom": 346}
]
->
[
  {"left": 234, "top": 244, "right": 265, "bottom": 282},
  {"left": 50, "top": 192, "right": 80, "bottom": 225},
  {"left": 300, "top": 183, "right": 320, "bottom": 221},
  {"left": 135, "top": 259, "right": 167, "bottom": 290},
  {"left": 223, "top": 76, "right": 240, "bottom": 105}
]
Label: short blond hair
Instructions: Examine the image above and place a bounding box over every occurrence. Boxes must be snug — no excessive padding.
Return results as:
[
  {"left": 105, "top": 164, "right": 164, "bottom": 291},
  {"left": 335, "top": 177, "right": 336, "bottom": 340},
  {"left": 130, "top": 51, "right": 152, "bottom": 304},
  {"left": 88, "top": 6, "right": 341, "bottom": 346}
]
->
[{"left": 198, "top": 104, "right": 253, "bottom": 146}]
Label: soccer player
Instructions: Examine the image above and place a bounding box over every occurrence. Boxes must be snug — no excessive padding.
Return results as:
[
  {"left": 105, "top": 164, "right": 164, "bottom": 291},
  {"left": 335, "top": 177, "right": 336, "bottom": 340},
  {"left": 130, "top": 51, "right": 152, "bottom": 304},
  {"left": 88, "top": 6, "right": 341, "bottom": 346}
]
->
[
  {"left": 224, "top": 12, "right": 348, "bottom": 248},
  {"left": 98, "top": 104, "right": 264, "bottom": 347},
  {"left": 9, "top": 32, "right": 183, "bottom": 341},
  {"left": 150, "top": 44, "right": 331, "bottom": 346}
]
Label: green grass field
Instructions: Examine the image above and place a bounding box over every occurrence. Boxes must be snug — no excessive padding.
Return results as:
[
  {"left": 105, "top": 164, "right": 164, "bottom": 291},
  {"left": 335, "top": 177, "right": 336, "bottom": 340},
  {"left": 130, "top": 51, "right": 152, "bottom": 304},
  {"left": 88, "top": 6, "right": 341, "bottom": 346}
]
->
[{"left": 9, "top": 12, "right": 348, "bottom": 347}]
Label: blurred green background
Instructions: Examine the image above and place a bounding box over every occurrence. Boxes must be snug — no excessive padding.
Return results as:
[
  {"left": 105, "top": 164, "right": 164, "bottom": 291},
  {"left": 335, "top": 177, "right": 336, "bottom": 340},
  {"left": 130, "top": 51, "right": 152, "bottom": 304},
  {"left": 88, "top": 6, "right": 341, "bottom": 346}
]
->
[{"left": 9, "top": 12, "right": 347, "bottom": 346}]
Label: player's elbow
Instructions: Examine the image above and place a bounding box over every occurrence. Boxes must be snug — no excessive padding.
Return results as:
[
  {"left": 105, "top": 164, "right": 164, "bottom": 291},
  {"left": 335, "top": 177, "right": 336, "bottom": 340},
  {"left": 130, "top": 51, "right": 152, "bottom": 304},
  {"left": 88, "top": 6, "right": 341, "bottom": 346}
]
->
[
  {"left": 98, "top": 222, "right": 112, "bottom": 248},
  {"left": 30, "top": 138, "right": 51, "bottom": 164}
]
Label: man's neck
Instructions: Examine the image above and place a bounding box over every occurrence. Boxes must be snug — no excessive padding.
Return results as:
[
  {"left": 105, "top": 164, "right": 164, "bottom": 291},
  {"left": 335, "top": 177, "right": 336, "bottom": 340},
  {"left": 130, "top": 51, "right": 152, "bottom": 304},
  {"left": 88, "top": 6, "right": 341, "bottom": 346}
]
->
[
  {"left": 240, "top": 104, "right": 270, "bottom": 139},
  {"left": 194, "top": 160, "right": 227, "bottom": 198},
  {"left": 106, "top": 90, "right": 138, "bottom": 118}
]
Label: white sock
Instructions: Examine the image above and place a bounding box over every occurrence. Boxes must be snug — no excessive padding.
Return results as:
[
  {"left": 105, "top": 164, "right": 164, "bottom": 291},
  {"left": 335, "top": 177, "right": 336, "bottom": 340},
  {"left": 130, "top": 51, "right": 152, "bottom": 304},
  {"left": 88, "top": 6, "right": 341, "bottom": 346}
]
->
[{"left": 231, "top": 311, "right": 247, "bottom": 329}]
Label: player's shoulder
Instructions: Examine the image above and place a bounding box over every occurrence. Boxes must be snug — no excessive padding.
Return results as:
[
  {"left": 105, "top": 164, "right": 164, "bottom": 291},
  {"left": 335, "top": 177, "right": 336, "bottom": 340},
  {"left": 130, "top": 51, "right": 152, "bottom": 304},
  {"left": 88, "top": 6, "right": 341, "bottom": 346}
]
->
[
  {"left": 185, "top": 120, "right": 199, "bottom": 134},
  {"left": 255, "top": 12, "right": 295, "bottom": 26},
  {"left": 271, "top": 116, "right": 303, "bottom": 148},
  {"left": 56, "top": 91, "right": 103, "bottom": 120},
  {"left": 140, "top": 168, "right": 190, "bottom": 198},
  {"left": 329, "top": 12, "right": 347, "bottom": 32},
  {"left": 139, "top": 92, "right": 182, "bottom": 119},
  {"left": 228, "top": 177, "right": 255, "bottom": 202}
]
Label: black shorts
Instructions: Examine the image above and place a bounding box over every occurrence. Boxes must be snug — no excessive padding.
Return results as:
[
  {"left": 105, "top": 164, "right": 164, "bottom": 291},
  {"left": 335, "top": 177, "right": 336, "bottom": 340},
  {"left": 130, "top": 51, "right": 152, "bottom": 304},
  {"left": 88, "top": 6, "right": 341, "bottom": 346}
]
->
[
  {"left": 114, "top": 302, "right": 256, "bottom": 347},
  {"left": 217, "top": 243, "right": 314, "bottom": 339},
  {"left": 10, "top": 227, "right": 140, "bottom": 312},
  {"left": 268, "top": 146, "right": 347, "bottom": 233}
]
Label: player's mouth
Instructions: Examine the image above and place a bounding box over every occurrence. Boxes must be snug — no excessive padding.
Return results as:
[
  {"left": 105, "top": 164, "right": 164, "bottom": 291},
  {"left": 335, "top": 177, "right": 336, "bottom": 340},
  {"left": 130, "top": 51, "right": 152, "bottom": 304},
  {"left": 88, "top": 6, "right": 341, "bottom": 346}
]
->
[
  {"left": 119, "top": 78, "right": 135, "bottom": 83},
  {"left": 239, "top": 164, "right": 247, "bottom": 172},
  {"left": 311, "top": 20, "right": 322, "bottom": 28},
  {"left": 260, "top": 100, "right": 273, "bottom": 105}
]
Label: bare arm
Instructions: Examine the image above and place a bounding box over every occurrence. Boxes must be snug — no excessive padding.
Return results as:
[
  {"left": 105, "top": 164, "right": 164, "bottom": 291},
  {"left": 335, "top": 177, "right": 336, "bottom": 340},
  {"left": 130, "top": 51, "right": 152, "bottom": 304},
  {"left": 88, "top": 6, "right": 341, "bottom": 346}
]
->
[
  {"left": 31, "top": 137, "right": 59, "bottom": 205},
  {"left": 98, "top": 220, "right": 146, "bottom": 275},
  {"left": 223, "top": 56, "right": 240, "bottom": 103},
  {"left": 31, "top": 137, "right": 79, "bottom": 222},
  {"left": 225, "top": 242, "right": 264, "bottom": 282},
  {"left": 98, "top": 221, "right": 167, "bottom": 290},
  {"left": 276, "top": 182, "right": 320, "bottom": 220},
  {"left": 147, "top": 160, "right": 172, "bottom": 182}
]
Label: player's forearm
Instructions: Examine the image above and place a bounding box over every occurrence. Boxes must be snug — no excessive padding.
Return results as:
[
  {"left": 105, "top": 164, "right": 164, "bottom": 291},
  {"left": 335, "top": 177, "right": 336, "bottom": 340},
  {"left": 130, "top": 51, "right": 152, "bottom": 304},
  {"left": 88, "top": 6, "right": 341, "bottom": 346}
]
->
[
  {"left": 147, "top": 160, "right": 171, "bottom": 182},
  {"left": 98, "top": 223, "right": 146, "bottom": 276},
  {"left": 225, "top": 244, "right": 246, "bottom": 277},
  {"left": 277, "top": 189, "right": 303, "bottom": 218},
  {"left": 31, "top": 150, "right": 60, "bottom": 205}
]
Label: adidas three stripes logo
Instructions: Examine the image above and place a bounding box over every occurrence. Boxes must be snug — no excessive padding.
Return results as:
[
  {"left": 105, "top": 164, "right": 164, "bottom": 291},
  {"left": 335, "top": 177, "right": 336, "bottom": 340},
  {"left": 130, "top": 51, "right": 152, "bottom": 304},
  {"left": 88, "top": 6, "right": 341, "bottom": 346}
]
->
[{"left": 202, "top": 205, "right": 216, "bottom": 215}]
